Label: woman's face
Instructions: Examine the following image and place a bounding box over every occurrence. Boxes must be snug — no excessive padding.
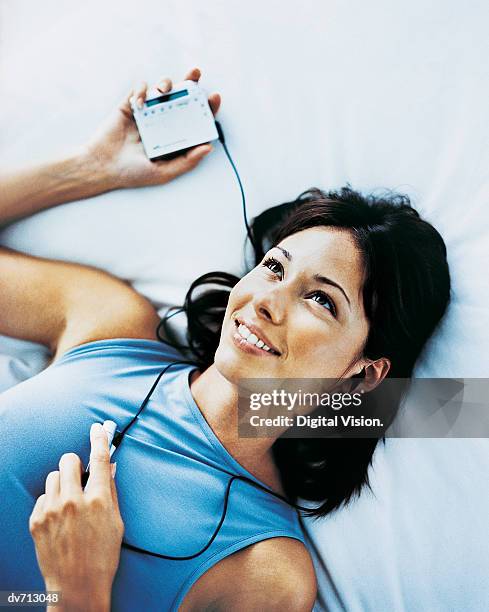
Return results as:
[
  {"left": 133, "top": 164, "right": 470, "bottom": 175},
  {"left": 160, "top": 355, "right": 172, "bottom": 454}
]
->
[{"left": 214, "top": 226, "right": 370, "bottom": 384}]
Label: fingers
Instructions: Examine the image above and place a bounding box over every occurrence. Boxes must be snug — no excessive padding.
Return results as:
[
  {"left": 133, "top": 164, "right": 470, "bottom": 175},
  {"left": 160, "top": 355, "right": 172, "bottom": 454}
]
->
[
  {"left": 109, "top": 467, "right": 120, "bottom": 512},
  {"left": 186, "top": 144, "right": 213, "bottom": 161},
  {"left": 134, "top": 81, "right": 148, "bottom": 109},
  {"left": 59, "top": 452, "right": 83, "bottom": 498},
  {"left": 157, "top": 78, "right": 172, "bottom": 94},
  {"left": 183, "top": 67, "right": 201, "bottom": 82},
  {"left": 118, "top": 88, "right": 135, "bottom": 117},
  {"left": 85, "top": 423, "right": 111, "bottom": 494},
  {"left": 29, "top": 493, "right": 46, "bottom": 531},
  {"left": 208, "top": 92, "right": 221, "bottom": 116},
  {"left": 158, "top": 144, "right": 213, "bottom": 180},
  {"left": 45, "top": 471, "right": 60, "bottom": 505},
  {"left": 155, "top": 66, "right": 198, "bottom": 97},
  {"left": 155, "top": 66, "right": 198, "bottom": 94},
  {"left": 139, "top": 68, "right": 220, "bottom": 117},
  {"left": 182, "top": 68, "right": 220, "bottom": 114}
]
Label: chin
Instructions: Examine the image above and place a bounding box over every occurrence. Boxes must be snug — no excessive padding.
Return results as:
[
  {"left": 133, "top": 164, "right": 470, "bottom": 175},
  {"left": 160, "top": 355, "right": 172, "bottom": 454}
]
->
[
  {"left": 213, "top": 342, "right": 242, "bottom": 383},
  {"left": 214, "top": 339, "right": 278, "bottom": 389}
]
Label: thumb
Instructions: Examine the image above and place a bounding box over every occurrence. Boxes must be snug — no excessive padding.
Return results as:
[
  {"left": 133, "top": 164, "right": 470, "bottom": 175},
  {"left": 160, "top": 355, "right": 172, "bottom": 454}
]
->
[
  {"left": 186, "top": 144, "right": 213, "bottom": 161},
  {"left": 160, "top": 144, "right": 212, "bottom": 180},
  {"left": 167, "top": 144, "right": 212, "bottom": 176}
]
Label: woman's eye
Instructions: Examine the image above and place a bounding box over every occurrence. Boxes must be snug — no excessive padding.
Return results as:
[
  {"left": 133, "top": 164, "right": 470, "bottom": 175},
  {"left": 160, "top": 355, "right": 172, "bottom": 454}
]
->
[
  {"left": 261, "top": 259, "right": 337, "bottom": 317},
  {"left": 262, "top": 257, "right": 283, "bottom": 278},
  {"left": 309, "top": 291, "right": 337, "bottom": 317}
]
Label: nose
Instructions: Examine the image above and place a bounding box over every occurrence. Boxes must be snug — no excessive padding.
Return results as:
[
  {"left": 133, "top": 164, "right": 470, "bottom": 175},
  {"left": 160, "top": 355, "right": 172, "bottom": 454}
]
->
[{"left": 253, "top": 285, "right": 286, "bottom": 325}]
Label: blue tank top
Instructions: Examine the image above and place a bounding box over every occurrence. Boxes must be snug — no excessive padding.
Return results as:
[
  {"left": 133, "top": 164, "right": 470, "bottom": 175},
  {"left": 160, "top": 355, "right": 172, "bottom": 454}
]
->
[{"left": 0, "top": 338, "right": 304, "bottom": 610}]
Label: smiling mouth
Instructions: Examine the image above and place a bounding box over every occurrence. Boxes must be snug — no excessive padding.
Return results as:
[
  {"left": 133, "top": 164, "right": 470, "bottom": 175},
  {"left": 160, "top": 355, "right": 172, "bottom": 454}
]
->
[{"left": 233, "top": 319, "right": 281, "bottom": 356}]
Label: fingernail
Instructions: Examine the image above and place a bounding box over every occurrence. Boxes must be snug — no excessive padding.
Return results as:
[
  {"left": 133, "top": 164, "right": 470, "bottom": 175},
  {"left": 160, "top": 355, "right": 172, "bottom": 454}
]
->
[
  {"left": 91, "top": 422, "right": 103, "bottom": 434},
  {"left": 90, "top": 423, "right": 103, "bottom": 442},
  {"left": 137, "top": 97, "right": 144, "bottom": 109},
  {"left": 111, "top": 463, "right": 117, "bottom": 478}
]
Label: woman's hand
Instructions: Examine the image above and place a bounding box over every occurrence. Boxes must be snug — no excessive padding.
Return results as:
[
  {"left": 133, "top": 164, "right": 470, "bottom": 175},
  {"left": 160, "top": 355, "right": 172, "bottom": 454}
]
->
[
  {"left": 29, "top": 423, "right": 124, "bottom": 612},
  {"left": 0, "top": 68, "right": 219, "bottom": 225},
  {"left": 85, "top": 67, "right": 221, "bottom": 190}
]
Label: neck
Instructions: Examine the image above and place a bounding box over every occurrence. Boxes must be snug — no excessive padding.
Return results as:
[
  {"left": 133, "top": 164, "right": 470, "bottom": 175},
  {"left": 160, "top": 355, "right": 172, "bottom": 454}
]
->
[{"left": 190, "top": 364, "right": 287, "bottom": 484}]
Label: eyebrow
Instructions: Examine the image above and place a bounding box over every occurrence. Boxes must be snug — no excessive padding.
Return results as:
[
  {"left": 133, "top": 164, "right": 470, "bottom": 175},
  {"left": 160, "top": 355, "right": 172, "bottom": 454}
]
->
[{"left": 274, "top": 245, "right": 351, "bottom": 309}]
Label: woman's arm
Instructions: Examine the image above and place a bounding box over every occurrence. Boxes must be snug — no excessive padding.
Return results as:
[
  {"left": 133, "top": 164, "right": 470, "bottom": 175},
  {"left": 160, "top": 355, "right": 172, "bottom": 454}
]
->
[
  {"left": 0, "top": 247, "right": 160, "bottom": 357},
  {"left": 29, "top": 423, "right": 123, "bottom": 612},
  {"left": 0, "top": 67, "right": 220, "bottom": 227},
  {"left": 0, "top": 153, "right": 114, "bottom": 226},
  {"left": 0, "top": 68, "right": 220, "bottom": 357}
]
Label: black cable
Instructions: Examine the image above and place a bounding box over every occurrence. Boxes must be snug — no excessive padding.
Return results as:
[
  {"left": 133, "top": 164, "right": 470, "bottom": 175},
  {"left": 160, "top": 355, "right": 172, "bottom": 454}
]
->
[
  {"left": 155, "top": 122, "right": 254, "bottom": 357},
  {"left": 122, "top": 475, "right": 239, "bottom": 560},
  {"left": 114, "top": 128, "right": 317, "bottom": 559},
  {"left": 215, "top": 121, "right": 257, "bottom": 253},
  {"left": 113, "top": 360, "right": 317, "bottom": 561},
  {"left": 114, "top": 360, "right": 196, "bottom": 446},
  {"left": 156, "top": 306, "right": 190, "bottom": 352}
]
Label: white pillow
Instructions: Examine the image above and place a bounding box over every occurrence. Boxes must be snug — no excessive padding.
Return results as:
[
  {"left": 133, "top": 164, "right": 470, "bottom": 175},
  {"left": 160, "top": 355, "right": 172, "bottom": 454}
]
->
[{"left": 1, "top": 2, "right": 488, "bottom": 611}]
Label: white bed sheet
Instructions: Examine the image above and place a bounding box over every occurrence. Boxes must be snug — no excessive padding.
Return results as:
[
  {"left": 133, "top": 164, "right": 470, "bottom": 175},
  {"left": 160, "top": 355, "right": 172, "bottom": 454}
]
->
[{"left": 1, "top": 1, "right": 488, "bottom": 610}]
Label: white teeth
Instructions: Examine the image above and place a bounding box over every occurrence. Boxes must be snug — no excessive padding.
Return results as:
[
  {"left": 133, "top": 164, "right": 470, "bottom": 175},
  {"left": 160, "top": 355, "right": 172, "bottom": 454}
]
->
[
  {"left": 246, "top": 333, "right": 259, "bottom": 345},
  {"left": 237, "top": 323, "right": 276, "bottom": 353},
  {"left": 238, "top": 324, "right": 251, "bottom": 338}
]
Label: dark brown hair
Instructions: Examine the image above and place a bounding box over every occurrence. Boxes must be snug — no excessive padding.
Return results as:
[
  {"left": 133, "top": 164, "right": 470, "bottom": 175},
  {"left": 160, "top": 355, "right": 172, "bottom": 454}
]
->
[{"left": 159, "top": 186, "right": 451, "bottom": 516}]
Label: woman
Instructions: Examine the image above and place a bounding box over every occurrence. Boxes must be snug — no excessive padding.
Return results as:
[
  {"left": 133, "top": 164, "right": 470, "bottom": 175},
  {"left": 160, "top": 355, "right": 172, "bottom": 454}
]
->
[{"left": 0, "top": 68, "right": 450, "bottom": 611}]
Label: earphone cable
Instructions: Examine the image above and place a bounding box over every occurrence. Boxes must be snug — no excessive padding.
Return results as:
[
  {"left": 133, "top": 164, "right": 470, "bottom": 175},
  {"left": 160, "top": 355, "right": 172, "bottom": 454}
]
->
[
  {"left": 215, "top": 121, "right": 256, "bottom": 254},
  {"left": 115, "top": 360, "right": 316, "bottom": 560},
  {"left": 114, "top": 126, "right": 317, "bottom": 559}
]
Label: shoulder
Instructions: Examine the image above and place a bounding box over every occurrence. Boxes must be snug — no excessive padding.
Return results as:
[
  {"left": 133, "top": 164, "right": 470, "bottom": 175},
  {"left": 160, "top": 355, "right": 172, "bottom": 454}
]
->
[
  {"left": 238, "top": 537, "right": 317, "bottom": 610},
  {"left": 54, "top": 267, "right": 160, "bottom": 360},
  {"left": 183, "top": 537, "right": 317, "bottom": 612}
]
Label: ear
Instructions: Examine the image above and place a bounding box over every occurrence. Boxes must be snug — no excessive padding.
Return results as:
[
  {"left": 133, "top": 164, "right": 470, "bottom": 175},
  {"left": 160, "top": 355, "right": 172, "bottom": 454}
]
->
[{"left": 359, "top": 357, "right": 391, "bottom": 393}]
